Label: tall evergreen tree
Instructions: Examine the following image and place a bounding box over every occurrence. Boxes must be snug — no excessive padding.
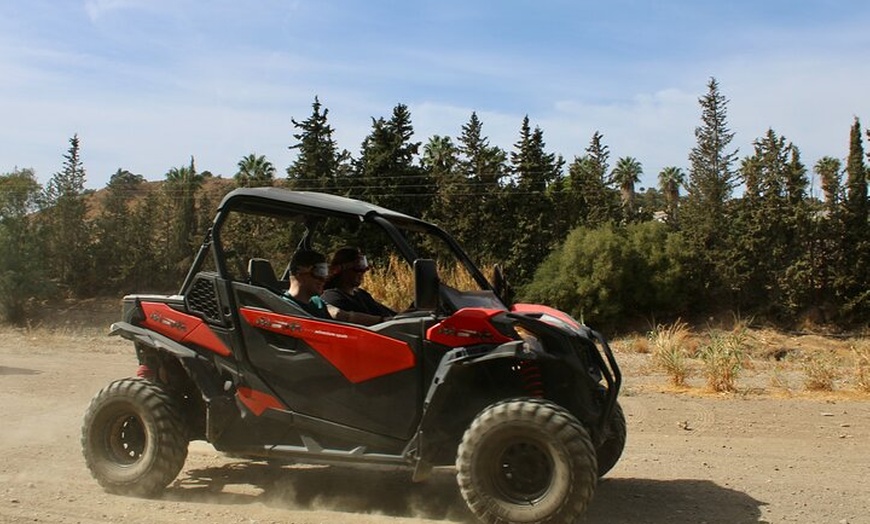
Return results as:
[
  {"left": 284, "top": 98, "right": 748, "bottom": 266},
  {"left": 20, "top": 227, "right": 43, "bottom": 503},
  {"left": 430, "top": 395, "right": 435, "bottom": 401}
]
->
[
  {"left": 506, "top": 116, "right": 564, "bottom": 284},
  {"left": 838, "top": 118, "right": 870, "bottom": 318},
  {"left": 454, "top": 112, "right": 509, "bottom": 263},
  {"left": 92, "top": 169, "right": 146, "bottom": 293},
  {"left": 287, "top": 97, "right": 348, "bottom": 193},
  {"left": 42, "top": 134, "right": 91, "bottom": 295},
  {"left": 356, "top": 104, "right": 430, "bottom": 216},
  {"left": 682, "top": 77, "right": 739, "bottom": 306},
  {"left": 732, "top": 130, "right": 814, "bottom": 317},
  {"left": 0, "top": 168, "right": 49, "bottom": 322},
  {"left": 563, "top": 132, "right": 618, "bottom": 229}
]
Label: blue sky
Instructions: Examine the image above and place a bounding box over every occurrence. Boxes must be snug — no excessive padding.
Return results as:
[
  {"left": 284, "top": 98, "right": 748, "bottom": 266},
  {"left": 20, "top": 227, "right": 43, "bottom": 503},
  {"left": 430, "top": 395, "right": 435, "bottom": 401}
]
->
[{"left": 2, "top": 1, "right": 869, "bottom": 192}]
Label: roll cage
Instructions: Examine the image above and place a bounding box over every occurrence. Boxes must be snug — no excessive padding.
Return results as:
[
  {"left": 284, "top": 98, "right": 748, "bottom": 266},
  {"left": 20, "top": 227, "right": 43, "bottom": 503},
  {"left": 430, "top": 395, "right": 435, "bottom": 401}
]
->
[{"left": 179, "top": 187, "right": 507, "bottom": 314}]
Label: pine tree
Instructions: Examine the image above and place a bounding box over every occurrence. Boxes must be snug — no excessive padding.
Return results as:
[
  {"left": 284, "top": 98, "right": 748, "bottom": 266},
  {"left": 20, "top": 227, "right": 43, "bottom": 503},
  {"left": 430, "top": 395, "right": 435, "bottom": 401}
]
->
[
  {"left": 287, "top": 97, "right": 346, "bottom": 193},
  {"left": 682, "top": 78, "right": 739, "bottom": 306},
  {"left": 454, "top": 112, "right": 508, "bottom": 262},
  {"left": 356, "top": 104, "right": 430, "bottom": 216},
  {"left": 42, "top": 134, "right": 91, "bottom": 295},
  {"left": 563, "top": 132, "right": 618, "bottom": 229},
  {"left": 506, "top": 116, "right": 564, "bottom": 284}
]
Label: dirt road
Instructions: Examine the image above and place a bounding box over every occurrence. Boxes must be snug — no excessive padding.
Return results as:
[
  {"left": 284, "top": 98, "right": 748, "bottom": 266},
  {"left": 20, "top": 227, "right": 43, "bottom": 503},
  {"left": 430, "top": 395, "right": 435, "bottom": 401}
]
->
[{"left": 1, "top": 328, "right": 868, "bottom": 523}]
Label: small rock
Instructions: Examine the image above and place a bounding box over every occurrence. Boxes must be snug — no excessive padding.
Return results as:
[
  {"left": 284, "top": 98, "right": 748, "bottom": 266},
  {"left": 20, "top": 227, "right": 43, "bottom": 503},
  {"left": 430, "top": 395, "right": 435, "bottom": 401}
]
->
[{"left": 821, "top": 412, "right": 834, "bottom": 417}]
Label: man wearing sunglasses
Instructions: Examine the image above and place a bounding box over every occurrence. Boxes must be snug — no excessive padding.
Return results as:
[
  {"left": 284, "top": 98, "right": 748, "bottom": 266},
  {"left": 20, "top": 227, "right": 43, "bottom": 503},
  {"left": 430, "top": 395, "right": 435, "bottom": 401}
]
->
[
  {"left": 322, "top": 247, "right": 395, "bottom": 322},
  {"left": 284, "top": 249, "right": 385, "bottom": 326}
]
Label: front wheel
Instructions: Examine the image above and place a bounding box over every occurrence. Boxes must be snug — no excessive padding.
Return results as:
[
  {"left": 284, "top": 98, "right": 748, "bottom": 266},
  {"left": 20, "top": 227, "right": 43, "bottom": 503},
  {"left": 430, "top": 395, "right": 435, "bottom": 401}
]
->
[
  {"left": 596, "top": 401, "right": 627, "bottom": 477},
  {"left": 456, "top": 398, "right": 597, "bottom": 524},
  {"left": 81, "top": 378, "right": 188, "bottom": 497}
]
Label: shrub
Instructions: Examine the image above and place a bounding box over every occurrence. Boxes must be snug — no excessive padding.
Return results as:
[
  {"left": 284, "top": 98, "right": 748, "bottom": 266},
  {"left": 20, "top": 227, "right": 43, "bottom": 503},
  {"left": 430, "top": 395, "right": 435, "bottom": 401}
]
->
[{"left": 522, "top": 222, "right": 691, "bottom": 332}]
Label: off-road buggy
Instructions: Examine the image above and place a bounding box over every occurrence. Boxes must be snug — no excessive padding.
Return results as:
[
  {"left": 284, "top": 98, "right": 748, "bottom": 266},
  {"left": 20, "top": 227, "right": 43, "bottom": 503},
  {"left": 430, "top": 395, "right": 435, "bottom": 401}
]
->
[{"left": 81, "top": 187, "right": 624, "bottom": 524}]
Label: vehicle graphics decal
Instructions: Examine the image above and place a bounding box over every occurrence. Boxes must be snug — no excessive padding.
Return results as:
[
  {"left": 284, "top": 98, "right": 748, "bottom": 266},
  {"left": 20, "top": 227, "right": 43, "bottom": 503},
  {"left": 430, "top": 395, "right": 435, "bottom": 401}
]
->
[
  {"left": 239, "top": 307, "right": 416, "bottom": 383},
  {"left": 140, "top": 302, "right": 232, "bottom": 357},
  {"left": 237, "top": 386, "right": 285, "bottom": 416},
  {"left": 427, "top": 308, "right": 513, "bottom": 347}
]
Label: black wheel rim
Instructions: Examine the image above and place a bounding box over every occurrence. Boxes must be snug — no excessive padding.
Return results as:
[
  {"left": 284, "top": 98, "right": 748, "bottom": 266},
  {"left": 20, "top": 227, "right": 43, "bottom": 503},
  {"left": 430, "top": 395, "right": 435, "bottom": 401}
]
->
[
  {"left": 492, "top": 439, "right": 553, "bottom": 503},
  {"left": 105, "top": 414, "right": 147, "bottom": 465}
]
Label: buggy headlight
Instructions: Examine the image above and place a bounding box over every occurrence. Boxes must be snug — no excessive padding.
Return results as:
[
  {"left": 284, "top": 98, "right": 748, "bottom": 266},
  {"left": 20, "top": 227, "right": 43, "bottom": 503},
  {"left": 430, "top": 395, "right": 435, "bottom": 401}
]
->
[{"left": 514, "top": 325, "right": 544, "bottom": 355}]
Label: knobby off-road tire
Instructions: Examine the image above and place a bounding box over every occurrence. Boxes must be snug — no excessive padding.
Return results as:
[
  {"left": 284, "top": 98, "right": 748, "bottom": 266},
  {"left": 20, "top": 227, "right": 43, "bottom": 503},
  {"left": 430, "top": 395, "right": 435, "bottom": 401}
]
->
[
  {"left": 81, "top": 378, "right": 188, "bottom": 497},
  {"left": 456, "top": 398, "right": 597, "bottom": 524},
  {"left": 596, "top": 401, "right": 626, "bottom": 478}
]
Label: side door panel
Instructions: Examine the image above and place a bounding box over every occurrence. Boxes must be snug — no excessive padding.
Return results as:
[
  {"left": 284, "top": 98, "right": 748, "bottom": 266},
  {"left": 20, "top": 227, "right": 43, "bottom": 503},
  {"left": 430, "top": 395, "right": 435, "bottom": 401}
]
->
[{"left": 232, "top": 284, "right": 421, "bottom": 440}]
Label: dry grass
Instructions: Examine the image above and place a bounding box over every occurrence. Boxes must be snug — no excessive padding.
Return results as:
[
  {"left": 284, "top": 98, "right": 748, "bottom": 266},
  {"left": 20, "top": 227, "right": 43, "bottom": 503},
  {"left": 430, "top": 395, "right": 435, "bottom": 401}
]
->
[
  {"left": 614, "top": 319, "right": 868, "bottom": 396},
  {"left": 850, "top": 339, "right": 870, "bottom": 392},
  {"left": 365, "top": 255, "right": 489, "bottom": 312},
  {"left": 649, "top": 320, "right": 693, "bottom": 387},
  {"left": 698, "top": 329, "right": 748, "bottom": 393},
  {"left": 801, "top": 350, "right": 841, "bottom": 391}
]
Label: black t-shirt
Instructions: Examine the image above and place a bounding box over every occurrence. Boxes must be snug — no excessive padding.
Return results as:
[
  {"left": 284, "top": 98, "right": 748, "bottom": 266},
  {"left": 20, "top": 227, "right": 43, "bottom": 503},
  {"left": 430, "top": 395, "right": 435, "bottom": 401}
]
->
[{"left": 322, "top": 287, "right": 395, "bottom": 317}]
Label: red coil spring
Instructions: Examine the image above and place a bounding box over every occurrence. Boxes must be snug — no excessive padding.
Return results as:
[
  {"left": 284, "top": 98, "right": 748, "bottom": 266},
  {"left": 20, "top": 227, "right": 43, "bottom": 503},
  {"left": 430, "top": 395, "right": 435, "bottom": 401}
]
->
[
  {"left": 136, "top": 364, "right": 154, "bottom": 379},
  {"left": 518, "top": 360, "right": 544, "bottom": 397}
]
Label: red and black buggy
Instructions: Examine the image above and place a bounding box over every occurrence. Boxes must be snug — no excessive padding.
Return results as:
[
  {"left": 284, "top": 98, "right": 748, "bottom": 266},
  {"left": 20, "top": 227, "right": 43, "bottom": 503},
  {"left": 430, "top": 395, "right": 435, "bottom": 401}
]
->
[{"left": 81, "top": 187, "right": 624, "bottom": 524}]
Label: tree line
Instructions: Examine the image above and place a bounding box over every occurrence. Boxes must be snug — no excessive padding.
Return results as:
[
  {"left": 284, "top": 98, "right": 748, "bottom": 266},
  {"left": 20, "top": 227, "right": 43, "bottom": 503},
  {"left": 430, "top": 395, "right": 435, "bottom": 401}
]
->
[{"left": 1, "top": 78, "right": 868, "bottom": 332}]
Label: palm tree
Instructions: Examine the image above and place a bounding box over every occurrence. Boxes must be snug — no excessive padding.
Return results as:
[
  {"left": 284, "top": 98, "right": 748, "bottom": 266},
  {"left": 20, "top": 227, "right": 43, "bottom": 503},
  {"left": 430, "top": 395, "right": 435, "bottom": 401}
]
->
[
  {"left": 164, "top": 157, "right": 204, "bottom": 265},
  {"left": 235, "top": 154, "right": 276, "bottom": 188},
  {"left": 611, "top": 156, "right": 643, "bottom": 221},
  {"left": 422, "top": 135, "right": 457, "bottom": 175},
  {"left": 814, "top": 156, "right": 842, "bottom": 211},
  {"left": 658, "top": 166, "right": 686, "bottom": 224}
]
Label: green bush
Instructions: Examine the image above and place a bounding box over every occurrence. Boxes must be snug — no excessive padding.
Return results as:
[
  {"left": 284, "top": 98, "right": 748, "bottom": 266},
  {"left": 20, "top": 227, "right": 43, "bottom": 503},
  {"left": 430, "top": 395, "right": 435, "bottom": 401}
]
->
[{"left": 521, "top": 222, "right": 691, "bottom": 332}]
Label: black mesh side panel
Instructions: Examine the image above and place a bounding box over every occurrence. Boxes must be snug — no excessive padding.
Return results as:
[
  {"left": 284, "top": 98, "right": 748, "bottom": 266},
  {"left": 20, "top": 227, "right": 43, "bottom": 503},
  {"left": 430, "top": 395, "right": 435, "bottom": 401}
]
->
[{"left": 186, "top": 275, "right": 222, "bottom": 324}]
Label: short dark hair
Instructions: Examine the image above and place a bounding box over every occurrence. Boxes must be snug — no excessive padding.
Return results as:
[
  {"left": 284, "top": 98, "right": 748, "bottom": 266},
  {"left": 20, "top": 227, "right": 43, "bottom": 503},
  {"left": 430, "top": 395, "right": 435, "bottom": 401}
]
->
[
  {"left": 289, "top": 249, "right": 326, "bottom": 274},
  {"left": 329, "top": 246, "right": 363, "bottom": 269}
]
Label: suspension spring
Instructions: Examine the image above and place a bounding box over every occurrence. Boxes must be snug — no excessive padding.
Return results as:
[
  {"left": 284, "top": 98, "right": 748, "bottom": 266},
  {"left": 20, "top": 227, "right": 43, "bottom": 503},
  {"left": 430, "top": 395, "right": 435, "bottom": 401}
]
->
[{"left": 518, "top": 360, "right": 545, "bottom": 397}]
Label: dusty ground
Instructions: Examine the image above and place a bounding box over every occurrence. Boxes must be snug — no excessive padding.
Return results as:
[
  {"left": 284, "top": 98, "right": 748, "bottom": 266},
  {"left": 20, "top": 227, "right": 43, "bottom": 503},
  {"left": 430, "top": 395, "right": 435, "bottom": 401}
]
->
[{"left": 1, "top": 316, "right": 868, "bottom": 523}]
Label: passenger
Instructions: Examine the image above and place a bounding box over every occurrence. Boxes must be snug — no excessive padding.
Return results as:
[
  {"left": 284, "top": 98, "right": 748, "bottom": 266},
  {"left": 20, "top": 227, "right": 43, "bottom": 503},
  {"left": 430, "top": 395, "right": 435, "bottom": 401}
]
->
[
  {"left": 284, "top": 249, "right": 386, "bottom": 326},
  {"left": 322, "top": 247, "right": 395, "bottom": 321}
]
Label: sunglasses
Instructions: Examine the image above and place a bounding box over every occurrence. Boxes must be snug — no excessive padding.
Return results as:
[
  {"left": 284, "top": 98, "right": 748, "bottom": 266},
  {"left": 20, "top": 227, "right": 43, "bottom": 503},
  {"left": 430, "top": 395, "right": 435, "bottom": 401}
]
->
[{"left": 340, "top": 256, "right": 370, "bottom": 273}]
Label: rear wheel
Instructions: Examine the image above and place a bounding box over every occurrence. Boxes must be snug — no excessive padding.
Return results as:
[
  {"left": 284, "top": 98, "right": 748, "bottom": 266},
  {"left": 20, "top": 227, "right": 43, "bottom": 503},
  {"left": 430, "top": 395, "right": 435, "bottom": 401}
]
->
[
  {"left": 456, "top": 398, "right": 597, "bottom": 524},
  {"left": 596, "top": 401, "right": 627, "bottom": 477},
  {"left": 81, "top": 378, "right": 188, "bottom": 497}
]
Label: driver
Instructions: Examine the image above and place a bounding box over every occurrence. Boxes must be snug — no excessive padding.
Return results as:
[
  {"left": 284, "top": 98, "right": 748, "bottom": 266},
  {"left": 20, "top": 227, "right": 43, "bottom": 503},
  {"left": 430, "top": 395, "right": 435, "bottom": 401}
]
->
[
  {"left": 322, "top": 247, "right": 395, "bottom": 320},
  {"left": 284, "top": 249, "right": 387, "bottom": 326}
]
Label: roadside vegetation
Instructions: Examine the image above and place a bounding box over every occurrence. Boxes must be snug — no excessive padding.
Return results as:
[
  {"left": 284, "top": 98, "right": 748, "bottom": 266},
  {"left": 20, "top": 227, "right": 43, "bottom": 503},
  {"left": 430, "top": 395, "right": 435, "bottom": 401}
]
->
[
  {"left": 621, "top": 319, "right": 869, "bottom": 397},
  {"left": 2, "top": 78, "right": 869, "bottom": 345}
]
